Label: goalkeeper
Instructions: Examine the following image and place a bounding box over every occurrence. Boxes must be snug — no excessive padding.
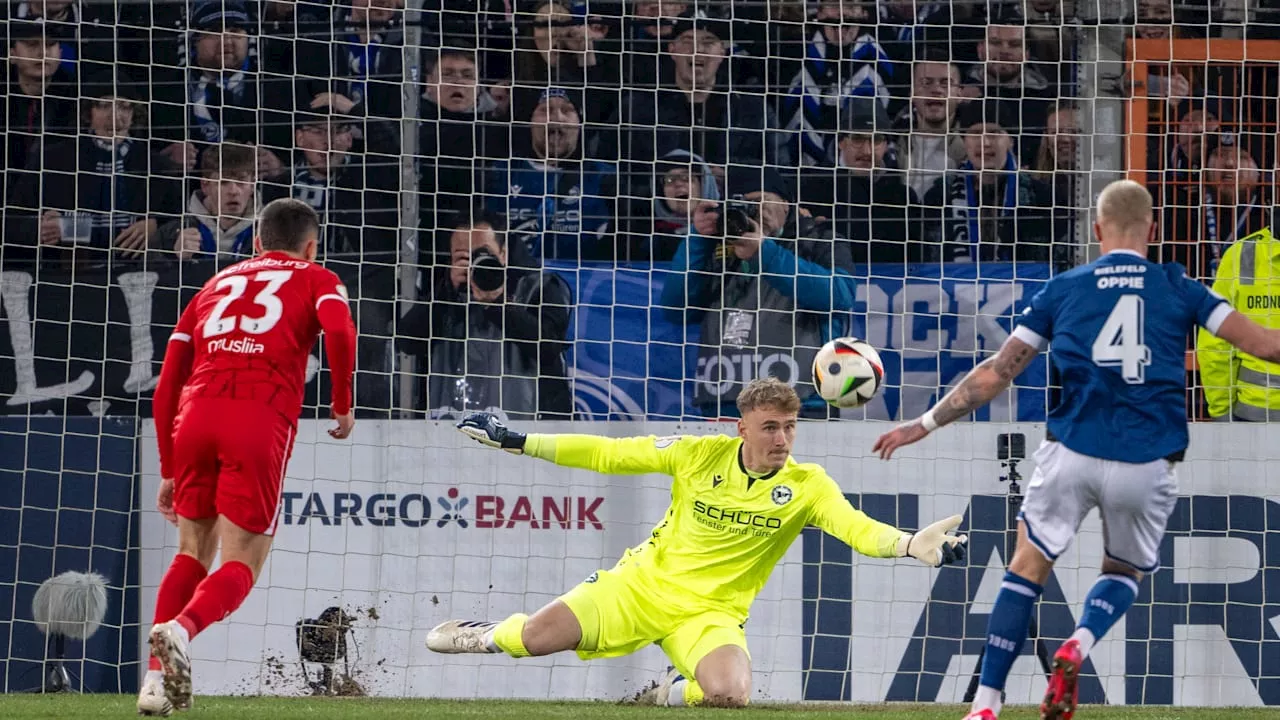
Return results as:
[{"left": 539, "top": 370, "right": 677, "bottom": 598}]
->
[{"left": 428, "top": 378, "right": 967, "bottom": 707}]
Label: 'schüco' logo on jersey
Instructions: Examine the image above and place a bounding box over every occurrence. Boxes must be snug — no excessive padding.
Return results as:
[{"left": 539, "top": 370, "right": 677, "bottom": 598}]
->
[
  {"left": 692, "top": 500, "right": 783, "bottom": 537},
  {"left": 772, "top": 486, "right": 793, "bottom": 506}
]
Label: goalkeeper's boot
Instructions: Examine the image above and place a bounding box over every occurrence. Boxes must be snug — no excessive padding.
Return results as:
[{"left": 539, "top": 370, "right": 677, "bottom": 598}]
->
[
  {"left": 961, "top": 710, "right": 998, "bottom": 720},
  {"left": 1041, "top": 638, "right": 1083, "bottom": 720},
  {"left": 632, "top": 667, "right": 681, "bottom": 706},
  {"left": 426, "top": 620, "right": 501, "bottom": 654},
  {"left": 150, "top": 621, "right": 193, "bottom": 711},
  {"left": 136, "top": 672, "right": 173, "bottom": 717}
]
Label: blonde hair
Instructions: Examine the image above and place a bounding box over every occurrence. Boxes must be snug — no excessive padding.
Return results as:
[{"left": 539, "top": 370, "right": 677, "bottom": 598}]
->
[
  {"left": 736, "top": 378, "right": 801, "bottom": 415},
  {"left": 1097, "top": 179, "right": 1154, "bottom": 238}
]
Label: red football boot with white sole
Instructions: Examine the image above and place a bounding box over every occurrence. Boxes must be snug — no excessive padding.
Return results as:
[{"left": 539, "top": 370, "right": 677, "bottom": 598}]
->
[
  {"left": 1041, "top": 638, "right": 1083, "bottom": 720},
  {"left": 961, "top": 709, "right": 998, "bottom": 720}
]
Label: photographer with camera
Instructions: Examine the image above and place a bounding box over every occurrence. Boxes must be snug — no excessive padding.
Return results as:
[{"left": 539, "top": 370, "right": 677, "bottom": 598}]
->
[
  {"left": 659, "top": 166, "right": 857, "bottom": 418},
  {"left": 398, "top": 210, "right": 573, "bottom": 420}
]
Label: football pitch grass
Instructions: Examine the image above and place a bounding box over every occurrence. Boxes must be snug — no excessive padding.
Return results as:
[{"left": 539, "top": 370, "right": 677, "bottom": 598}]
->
[{"left": 0, "top": 696, "right": 1276, "bottom": 720}]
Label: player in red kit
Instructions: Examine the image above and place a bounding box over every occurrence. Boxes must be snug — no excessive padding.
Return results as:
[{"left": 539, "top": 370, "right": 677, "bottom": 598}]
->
[{"left": 137, "top": 199, "right": 357, "bottom": 716}]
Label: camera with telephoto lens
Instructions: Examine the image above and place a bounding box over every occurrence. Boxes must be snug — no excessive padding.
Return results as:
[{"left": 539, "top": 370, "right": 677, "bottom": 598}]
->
[
  {"left": 470, "top": 248, "right": 506, "bottom": 292},
  {"left": 716, "top": 199, "right": 758, "bottom": 240}
]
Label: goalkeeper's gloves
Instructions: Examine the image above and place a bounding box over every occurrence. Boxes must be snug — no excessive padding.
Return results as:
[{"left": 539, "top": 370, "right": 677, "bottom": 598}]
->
[
  {"left": 896, "top": 514, "right": 968, "bottom": 567},
  {"left": 456, "top": 412, "right": 527, "bottom": 455}
]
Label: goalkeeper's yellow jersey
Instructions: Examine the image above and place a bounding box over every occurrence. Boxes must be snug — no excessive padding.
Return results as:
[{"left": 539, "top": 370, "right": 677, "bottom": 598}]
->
[{"left": 524, "top": 433, "right": 908, "bottom": 619}]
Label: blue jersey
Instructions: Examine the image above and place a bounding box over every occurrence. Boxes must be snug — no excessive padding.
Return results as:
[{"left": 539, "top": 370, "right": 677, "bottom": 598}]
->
[{"left": 1015, "top": 250, "right": 1229, "bottom": 463}]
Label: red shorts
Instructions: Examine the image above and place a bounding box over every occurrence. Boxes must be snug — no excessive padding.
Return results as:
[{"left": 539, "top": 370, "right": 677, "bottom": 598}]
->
[{"left": 171, "top": 398, "right": 298, "bottom": 535}]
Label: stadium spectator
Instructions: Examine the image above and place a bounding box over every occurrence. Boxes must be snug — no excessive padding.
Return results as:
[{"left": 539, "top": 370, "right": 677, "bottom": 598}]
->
[
  {"left": 876, "top": 0, "right": 966, "bottom": 67},
  {"left": 625, "top": 148, "right": 722, "bottom": 262},
  {"left": 613, "top": 15, "right": 783, "bottom": 175},
  {"left": 151, "top": 143, "right": 258, "bottom": 262},
  {"left": 418, "top": 0, "right": 510, "bottom": 48},
  {"left": 418, "top": 47, "right": 510, "bottom": 257},
  {"left": 1019, "top": 0, "right": 1075, "bottom": 23},
  {"left": 893, "top": 57, "right": 967, "bottom": 199},
  {"left": 266, "top": 94, "right": 401, "bottom": 412},
  {"left": 1030, "top": 101, "right": 1082, "bottom": 206},
  {"left": 300, "top": 0, "right": 404, "bottom": 121},
  {"left": 1151, "top": 102, "right": 1220, "bottom": 249},
  {"left": 775, "top": 0, "right": 891, "bottom": 167},
  {"left": 659, "top": 165, "right": 855, "bottom": 419},
  {"left": 1, "top": 19, "right": 77, "bottom": 203},
  {"left": 990, "top": 0, "right": 1074, "bottom": 71},
  {"left": 1162, "top": 141, "right": 1268, "bottom": 282},
  {"left": 256, "top": 0, "right": 333, "bottom": 87},
  {"left": 1134, "top": 0, "right": 1176, "bottom": 39},
  {"left": 509, "top": 0, "right": 622, "bottom": 146},
  {"left": 622, "top": 0, "right": 688, "bottom": 89},
  {"left": 483, "top": 87, "right": 619, "bottom": 262},
  {"left": 270, "top": 94, "right": 399, "bottom": 269},
  {"left": 150, "top": 1, "right": 292, "bottom": 167},
  {"left": 399, "top": 210, "right": 573, "bottom": 420},
  {"left": 798, "top": 98, "right": 921, "bottom": 264},
  {"left": 922, "top": 100, "right": 1057, "bottom": 263},
  {"left": 1116, "top": 0, "right": 1192, "bottom": 105},
  {"left": 966, "top": 23, "right": 1055, "bottom": 157},
  {"left": 1165, "top": 102, "right": 1218, "bottom": 183},
  {"left": 3, "top": 0, "right": 120, "bottom": 78},
  {"left": 10, "top": 74, "right": 180, "bottom": 264}
]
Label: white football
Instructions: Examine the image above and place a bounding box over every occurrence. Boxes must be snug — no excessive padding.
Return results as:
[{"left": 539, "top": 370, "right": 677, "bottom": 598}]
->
[{"left": 812, "top": 337, "right": 885, "bottom": 408}]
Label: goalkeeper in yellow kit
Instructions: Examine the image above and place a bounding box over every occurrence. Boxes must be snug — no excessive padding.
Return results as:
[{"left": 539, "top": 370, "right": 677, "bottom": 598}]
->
[{"left": 427, "top": 378, "right": 968, "bottom": 707}]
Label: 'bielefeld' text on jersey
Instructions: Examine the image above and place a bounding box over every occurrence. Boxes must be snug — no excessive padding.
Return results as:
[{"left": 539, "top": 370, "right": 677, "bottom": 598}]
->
[{"left": 1014, "top": 250, "right": 1229, "bottom": 463}]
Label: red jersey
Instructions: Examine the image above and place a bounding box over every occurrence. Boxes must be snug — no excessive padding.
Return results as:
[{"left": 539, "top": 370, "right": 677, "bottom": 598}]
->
[{"left": 153, "top": 251, "right": 356, "bottom": 478}]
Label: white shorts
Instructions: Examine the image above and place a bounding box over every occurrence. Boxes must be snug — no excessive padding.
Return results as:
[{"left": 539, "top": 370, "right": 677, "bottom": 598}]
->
[{"left": 1018, "top": 440, "right": 1178, "bottom": 573}]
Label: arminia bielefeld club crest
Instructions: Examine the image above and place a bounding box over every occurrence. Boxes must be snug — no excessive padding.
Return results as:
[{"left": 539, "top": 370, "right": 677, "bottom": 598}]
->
[{"left": 771, "top": 486, "right": 793, "bottom": 506}]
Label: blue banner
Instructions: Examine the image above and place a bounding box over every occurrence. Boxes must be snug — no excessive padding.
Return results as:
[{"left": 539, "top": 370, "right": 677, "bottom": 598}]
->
[
  {"left": 0, "top": 417, "right": 140, "bottom": 693},
  {"left": 551, "top": 262, "right": 1052, "bottom": 421}
]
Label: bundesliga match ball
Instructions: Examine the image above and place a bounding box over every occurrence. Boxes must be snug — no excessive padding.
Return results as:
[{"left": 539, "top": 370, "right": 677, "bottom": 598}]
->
[{"left": 812, "top": 338, "right": 885, "bottom": 408}]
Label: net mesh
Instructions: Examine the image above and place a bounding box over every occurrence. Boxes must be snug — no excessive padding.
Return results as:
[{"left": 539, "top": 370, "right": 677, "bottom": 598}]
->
[{"left": 0, "top": 0, "right": 1277, "bottom": 706}]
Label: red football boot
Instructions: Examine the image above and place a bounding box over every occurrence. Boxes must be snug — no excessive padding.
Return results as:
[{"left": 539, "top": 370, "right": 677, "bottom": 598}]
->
[
  {"left": 961, "top": 709, "right": 998, "bottom": 720},
  {"left": 1041, "top": 638, "right": 1083, "bottom": 720}
]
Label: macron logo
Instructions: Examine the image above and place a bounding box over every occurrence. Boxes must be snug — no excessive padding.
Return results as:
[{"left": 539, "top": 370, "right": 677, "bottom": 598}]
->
[{"left": 208, "top": 337, "right": 265, "bottom": 354}]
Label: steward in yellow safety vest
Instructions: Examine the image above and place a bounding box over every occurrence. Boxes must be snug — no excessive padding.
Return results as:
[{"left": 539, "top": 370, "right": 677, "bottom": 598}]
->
[{"left": 1197, "top": 227, "right": 1280, "bottom": 421}]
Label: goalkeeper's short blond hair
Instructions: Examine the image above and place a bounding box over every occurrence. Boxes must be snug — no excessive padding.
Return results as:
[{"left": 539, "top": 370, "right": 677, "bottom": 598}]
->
[{"left": 737, "top": 378, "right": 801, "bottom": 416}]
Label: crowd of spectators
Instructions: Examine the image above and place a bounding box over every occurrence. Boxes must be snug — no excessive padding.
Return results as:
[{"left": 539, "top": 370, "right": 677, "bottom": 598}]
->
[{"left": 0, "top": 0, "right": 1268, "bottom": 419}]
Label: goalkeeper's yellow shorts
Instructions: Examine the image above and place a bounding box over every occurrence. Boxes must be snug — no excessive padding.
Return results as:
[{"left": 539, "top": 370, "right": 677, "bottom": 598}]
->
[{"left": 559, "top": 566, "right": 749, "bottom": 680}]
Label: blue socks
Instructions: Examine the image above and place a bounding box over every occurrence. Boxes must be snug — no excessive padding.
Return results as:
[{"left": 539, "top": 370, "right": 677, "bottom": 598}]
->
[
  {"left": 1071, "top": 573, "right": 1139, "bottom": 657},
  {"left": 978, "top": 571, "right": 1044, "bottom": 694},
  {"left": 972, "top": 570, "right": 1140, "bottom": 715}
]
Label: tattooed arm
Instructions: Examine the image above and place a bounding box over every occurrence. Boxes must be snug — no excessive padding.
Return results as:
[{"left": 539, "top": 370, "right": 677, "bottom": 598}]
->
[
  {"left": 873, "top": 338, "right": 1040, "bottom": 460},
  {"left": 924, "top": 337, "right": 1039, "bottom": 429}
]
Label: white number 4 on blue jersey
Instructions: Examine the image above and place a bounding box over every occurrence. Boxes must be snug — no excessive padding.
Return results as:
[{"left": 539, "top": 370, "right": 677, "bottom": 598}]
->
[{"left": 1091, "top": 294, "right": 1152, "bottom": 384}]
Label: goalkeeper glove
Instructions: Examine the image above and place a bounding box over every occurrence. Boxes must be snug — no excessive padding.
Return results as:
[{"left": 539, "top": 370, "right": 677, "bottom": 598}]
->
[
  {"left": 896, "top": 514, "right": 968, "bottom": 567},
  {"left": 456, "top": 412, "right": 527, "bottom": 455}
]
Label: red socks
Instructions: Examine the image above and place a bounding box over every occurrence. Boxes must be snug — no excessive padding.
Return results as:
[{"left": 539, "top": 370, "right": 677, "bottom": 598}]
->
[
  {"left": 150, "top": 553, "right": 208, "bottom": 671},
  {"left": 174, "top": 560, "right": 255, "bottom": 640},
  {"left": 149, "top": 556, "right": 256, "bottom": 671}
]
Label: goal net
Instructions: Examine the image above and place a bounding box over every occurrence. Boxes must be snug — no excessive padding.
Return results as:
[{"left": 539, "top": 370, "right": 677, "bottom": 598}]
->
[{"left": 1, "top": 0, "right": 1278, "bottom": 707}]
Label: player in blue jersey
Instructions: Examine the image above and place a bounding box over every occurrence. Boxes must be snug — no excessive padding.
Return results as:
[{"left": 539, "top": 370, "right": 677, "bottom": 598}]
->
[{"left": 873, "top": 179, "right": 1280, "bottom": 720}]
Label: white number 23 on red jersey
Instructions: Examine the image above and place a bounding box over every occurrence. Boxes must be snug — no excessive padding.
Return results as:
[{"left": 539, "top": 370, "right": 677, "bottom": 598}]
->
[{"left": 203, "top": 270, "right": 294, "bottom": 338}]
